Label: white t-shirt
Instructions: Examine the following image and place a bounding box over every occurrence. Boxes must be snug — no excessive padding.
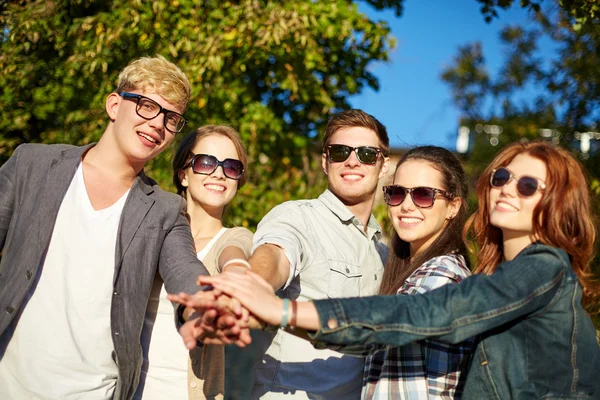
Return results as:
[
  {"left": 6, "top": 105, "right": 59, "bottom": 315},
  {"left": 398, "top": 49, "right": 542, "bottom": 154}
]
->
[
  {"left": 136, "top": 228, "right": 227, "bottom": 399},
  {"left": 0, "top": 163, "right": 128, "bottom": 399}
]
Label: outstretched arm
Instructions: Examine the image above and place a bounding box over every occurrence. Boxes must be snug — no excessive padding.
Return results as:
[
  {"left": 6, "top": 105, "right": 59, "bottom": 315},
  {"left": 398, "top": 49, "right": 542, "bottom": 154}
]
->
[{"left": 197, "top": 270, "right": 321, "bottom": 330}]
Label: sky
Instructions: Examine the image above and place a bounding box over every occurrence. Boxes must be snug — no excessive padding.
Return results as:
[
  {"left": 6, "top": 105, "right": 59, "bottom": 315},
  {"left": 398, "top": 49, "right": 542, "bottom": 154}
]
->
[{"left": 350, "top": 1, "right": 553, "bottom": 151}]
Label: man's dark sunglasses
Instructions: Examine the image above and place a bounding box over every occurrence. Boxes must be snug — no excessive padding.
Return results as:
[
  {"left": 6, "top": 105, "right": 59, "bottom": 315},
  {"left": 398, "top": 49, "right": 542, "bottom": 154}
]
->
[
  {"left": 383, "top": 185, "right": 454, "bottom": 209},
  {"left": 325, "top": 144, "right": 382, "bottom": 165},
  {"left": 490, "top": 167, "right": 546, "bottom": 197},
  {"left": 119, "top": 92, "right": 187, "bottom": 133},
  {"left": 185, "top": 154, "right": 245, "bottom": 180}
]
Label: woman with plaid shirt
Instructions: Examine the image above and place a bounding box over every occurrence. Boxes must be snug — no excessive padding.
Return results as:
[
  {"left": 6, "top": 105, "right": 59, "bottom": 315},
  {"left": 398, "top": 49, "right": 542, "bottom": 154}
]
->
[{"left": 362, "top": 146, "right": 473, "bottom": 399}]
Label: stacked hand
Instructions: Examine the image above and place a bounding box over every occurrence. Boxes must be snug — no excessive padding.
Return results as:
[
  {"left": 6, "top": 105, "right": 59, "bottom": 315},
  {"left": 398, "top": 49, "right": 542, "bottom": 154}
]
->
[{"left": 168, "top": 269, "right": 284, "bottom": 349}]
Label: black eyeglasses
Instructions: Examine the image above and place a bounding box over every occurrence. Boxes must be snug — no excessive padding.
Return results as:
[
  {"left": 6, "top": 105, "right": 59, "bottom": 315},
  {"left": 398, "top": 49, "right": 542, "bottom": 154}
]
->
[
  {"left": 325, "top": 144, "right": 382, "bottom": 165},
  {"left": 119, "top": 92, "right": 188, "bottom": 133},
  {"left": 383, "top": 185, "right": 454, "bottom": 209},
  {"left": 185, "top": 154, "right": 245, "bottom": 180},
  {"left": 490, "top": 167, "right": 546, "bottom": 197}
]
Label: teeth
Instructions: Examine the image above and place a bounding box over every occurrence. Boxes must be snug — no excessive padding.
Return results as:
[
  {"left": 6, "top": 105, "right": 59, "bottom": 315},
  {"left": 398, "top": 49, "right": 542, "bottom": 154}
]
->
[
  {"left": 400, "top": 217, "right": 421, "bottom": 224},
  {"left": 497, "top": 202, "right": 518, "bottom": 211},
  {"left": 205, "top": 184, "right": 225, "bottom": 192},
  {"left": 343, "top": 174, "right": 362, "bottom": 181},
  {"left": 139, "top": 133, "right": 158, "bottom": 144}
]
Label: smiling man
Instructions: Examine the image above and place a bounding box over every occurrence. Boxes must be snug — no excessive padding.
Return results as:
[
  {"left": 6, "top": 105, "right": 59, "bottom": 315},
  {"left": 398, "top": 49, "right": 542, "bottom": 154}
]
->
[
  {"left": 0, "top": 56, "right": 209, "bottom": 400},
  {"left": 246, "top": 110, "right": 390, "bottom": 399}
]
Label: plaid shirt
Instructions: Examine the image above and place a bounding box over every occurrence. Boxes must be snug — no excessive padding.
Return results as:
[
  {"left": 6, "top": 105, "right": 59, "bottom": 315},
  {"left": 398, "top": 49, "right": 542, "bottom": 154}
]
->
[{"left": 362, "top": 254, "right": 474, "bottom": 400}]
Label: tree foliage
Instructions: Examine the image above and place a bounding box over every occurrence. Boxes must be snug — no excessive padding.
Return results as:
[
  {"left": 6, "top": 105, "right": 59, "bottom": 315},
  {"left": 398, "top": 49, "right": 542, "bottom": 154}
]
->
[
  {"left": 0, "top": 0, "right": 400, "bottom": 228},
  {"left": 1, "top": 0, "right": 595, "bottom": 230},
  {"left": 476, "top": 0, "right": 598, "bottom": 23},
  {"left": 442, "top": 1, "right": 600, "bottom": 323}
]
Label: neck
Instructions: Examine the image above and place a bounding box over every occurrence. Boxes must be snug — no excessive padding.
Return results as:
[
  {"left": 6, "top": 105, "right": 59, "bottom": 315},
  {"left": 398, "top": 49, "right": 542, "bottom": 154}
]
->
[
  {"left": 87, "top": 128, "right": 145, "bottom": 181},
  {"left": 502, "top": 231, "right": 537, "bottom": 261},
  {"left": 344, "top": 196, "right": 376, "bottom": 232},
  {"left": 186, "top": 196, "right": 225, "bottom": 240}
]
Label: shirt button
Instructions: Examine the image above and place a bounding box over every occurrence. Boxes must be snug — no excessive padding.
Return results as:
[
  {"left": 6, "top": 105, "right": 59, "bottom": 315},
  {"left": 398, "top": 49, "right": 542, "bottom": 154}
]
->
[
  {"left": 114, "top": 331, "right": 120, "bottom": 336},
  {"left": 5, "top": 306, "right": 15, "bottom": 314},
  {"left": 345, "top": 267, "right": 350, "bottom": 273},
  {"left": 26, "top": 271, "right": 33, "bottom": 280},
  {"left": 327, "top": 318, "right": 339, "bottom": 329},
  {"left": 113, "top": 291, "right": 119, "bottom": 296},
  {"left": 190, "top": 381, "right": 197, "bottom": 388},
  {"left": 374, "top": 274, "right": 378, "bottom": 281}
]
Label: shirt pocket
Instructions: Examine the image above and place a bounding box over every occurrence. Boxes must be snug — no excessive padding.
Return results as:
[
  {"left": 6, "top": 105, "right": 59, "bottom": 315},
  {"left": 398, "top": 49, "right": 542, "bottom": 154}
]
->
[{"left": 327, "top": 259, "right": 362, "bottom": 298}]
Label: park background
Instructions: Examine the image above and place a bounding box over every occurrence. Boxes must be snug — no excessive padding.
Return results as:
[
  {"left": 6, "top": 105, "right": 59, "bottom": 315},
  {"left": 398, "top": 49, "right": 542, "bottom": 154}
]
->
[{"left": 1, "top": 0, "right": 599, "bottom": 324}]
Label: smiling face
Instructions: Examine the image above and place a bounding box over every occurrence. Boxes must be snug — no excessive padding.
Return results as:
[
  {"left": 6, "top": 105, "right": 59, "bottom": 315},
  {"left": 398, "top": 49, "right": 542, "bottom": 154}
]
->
[
  {"left": 322, "top": 126, "right": 389, "bottom": 206},
  {"left": 106, "top": 90, "right": 182, "bottom": 165},
  {"left": 389, "top": 159, "right": 461, "bottom": 256},
  {"left": 489, "top": 153, "right": 547, "bottom": 245},
  {"left": 178, "top": 134, "right": 241, "bottom": 214}
]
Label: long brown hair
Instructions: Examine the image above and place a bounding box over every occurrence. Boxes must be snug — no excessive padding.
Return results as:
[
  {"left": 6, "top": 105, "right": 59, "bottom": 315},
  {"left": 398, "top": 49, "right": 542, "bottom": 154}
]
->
[
  {"left": 465, "top": 141, "right": 599, "bottom": 309},
  {"left": 378, "top": 146, "right": 469, "bottom": 295}
]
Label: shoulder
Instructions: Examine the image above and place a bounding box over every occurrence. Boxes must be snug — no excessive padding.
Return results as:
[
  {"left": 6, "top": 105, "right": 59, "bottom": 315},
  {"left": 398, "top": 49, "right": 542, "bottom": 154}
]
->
[
  {"left": 258, "top": 199, "right": 316, "bottom": 225},
  {"left": 402, "top": 254, "right": 471, "bottom": 293},
  {"left": 420, "top": 254, "right": 471, "bottom": 279},
  {"left": 507, "top": 243, "right": 569, "bottom": 274},
  {"left": 518, "top": 243, "right": 568, "bottom": 262},
  {"left": 271, "top": 198, "right": 316, "bottom": 212},
  {"left": 12, "top": 143, "right": 80, "bottom": 160},
  {"left": 224, "top": 226, "right": 253, "bottom": 239}
]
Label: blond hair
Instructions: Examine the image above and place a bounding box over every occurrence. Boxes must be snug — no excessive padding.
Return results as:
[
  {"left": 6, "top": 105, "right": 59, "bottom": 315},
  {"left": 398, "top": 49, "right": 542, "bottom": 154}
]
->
[{"left": 116, "top": 55, "right": 191, "bottom": 111}]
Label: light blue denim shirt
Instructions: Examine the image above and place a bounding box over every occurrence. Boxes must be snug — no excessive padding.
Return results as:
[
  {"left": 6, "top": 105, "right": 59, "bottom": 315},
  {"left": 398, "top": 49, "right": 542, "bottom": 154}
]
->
[
  {"left": 251, "top": 189, "right": 388, "bottom": 399},
  {"left": 310, "top": 243, "right": 600, "bottom": 399}
]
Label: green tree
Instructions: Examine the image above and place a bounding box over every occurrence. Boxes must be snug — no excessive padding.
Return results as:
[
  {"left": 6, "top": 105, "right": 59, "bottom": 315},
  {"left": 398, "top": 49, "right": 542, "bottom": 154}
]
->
[{"left": 1, "top": 0, "right": 402, "bottom": 228}]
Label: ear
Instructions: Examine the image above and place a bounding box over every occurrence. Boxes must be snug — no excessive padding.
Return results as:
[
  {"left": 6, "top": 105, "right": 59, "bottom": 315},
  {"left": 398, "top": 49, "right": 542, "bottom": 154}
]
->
[
  {"left": 322, "top": 152, "right": 328, "bottom": 175},
  {"left": 178, "top": 169, "right": 189, "bottom": 188},
  {"left": 446, "top": 196, "right": 462, "bottom": 220},
  {"left": 106, "top": 92, "right": 121, "bottom": 121},
  {"left": 378, "top": 156, "right": 390, "bottom": 179}
]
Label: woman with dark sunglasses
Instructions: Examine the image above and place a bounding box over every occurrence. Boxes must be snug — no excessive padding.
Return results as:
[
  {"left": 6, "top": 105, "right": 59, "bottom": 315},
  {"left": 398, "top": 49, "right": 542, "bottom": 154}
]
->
[
  {"left": 179, "top": 141, "right": 600, "bottom": 399},
  {"left": 136, "top": 125, "right": 253, "bottom": 400}
]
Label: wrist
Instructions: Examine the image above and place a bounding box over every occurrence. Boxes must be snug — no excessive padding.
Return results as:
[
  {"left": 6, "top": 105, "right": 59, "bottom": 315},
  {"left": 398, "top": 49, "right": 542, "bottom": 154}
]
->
[{"left": 222, "top": 258, "right": 251, "bottom": 272}]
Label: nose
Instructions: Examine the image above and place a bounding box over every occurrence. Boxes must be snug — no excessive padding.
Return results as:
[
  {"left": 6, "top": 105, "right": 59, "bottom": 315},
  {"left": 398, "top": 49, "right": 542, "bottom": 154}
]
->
[
  {"left": 148, "top": 112, "right": 166, "bottom": 134},
  {"left": 399, "top": 191, "right": 415, "bottom": 211},
  {"left": 499, "top": 178, "right": 518, "bottom": 197},
  {"left": 344, "top": 149, "right": 361, "bottom": 167},
  {"left": 211, "top": 163, "right": 226, "bottom": 179}
]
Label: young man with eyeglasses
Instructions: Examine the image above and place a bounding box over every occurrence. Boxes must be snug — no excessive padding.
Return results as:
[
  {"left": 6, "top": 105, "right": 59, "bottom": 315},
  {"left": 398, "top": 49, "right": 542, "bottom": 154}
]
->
[
  {"left": 245, "top": 109, "right": 390, "bottom": 399},
  {"left": 0, "top": 56, "right": 210, "bottom": 400}
]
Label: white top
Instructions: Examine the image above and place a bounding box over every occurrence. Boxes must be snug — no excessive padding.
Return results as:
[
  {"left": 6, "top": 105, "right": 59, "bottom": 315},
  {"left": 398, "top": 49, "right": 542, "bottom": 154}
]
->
[
  {"left": 137, "top": 228, "right": 227, "bottom": 399},
  {"left": 0, "top": 163, "right": 128, "bottom": 399},
  {"left": 250, "top": 190, "right": 388, "bottom": 399}
]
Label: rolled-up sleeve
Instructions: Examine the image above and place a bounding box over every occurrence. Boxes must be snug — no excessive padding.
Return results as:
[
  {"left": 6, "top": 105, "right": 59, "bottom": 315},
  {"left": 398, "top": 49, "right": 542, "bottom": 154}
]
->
[
  {"left": 308, "top": 245, "right": 566, "bottom": 348},
  {"left": 252, "top": 202, "right": 312, "bottom": 289}
]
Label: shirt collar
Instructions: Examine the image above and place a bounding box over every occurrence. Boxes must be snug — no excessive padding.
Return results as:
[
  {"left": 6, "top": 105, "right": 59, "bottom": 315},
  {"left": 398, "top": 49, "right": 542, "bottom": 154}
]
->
[{"left": 317, "top": 189, "right": 383, "bottom": 240}]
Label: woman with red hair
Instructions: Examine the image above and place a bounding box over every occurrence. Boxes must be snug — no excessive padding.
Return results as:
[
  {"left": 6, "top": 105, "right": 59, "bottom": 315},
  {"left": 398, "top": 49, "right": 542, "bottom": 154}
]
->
[{"left": 177, "top": 141, "right": 600, "bottom": 399}]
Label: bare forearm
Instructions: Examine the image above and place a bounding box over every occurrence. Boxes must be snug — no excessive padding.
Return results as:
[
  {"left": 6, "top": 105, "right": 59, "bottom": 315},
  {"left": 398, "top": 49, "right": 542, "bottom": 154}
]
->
[
  {"left": 249, "top": 244, "right": 290, "bottom": 290},
  {"left": 218, "top": 246, "right": 251, "bottom": 273}
]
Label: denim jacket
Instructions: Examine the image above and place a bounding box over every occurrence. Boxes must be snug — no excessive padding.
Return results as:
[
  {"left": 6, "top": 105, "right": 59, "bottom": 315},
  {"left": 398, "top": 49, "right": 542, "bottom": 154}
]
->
[{"left": 309, "top": 243, "right": 600, "bottom": 399}]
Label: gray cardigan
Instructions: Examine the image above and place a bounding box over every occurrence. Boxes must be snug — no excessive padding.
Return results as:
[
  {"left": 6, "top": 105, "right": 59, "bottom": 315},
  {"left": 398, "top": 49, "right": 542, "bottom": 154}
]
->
[{"left": 0, "top": 143, "right": 208, "bottom": 399}]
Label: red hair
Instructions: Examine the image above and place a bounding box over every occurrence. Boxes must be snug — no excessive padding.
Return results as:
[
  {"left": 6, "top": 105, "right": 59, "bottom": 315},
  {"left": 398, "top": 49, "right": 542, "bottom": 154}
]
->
[{"left": 465, "top": 141, "right": 599, "bottom": 310}]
